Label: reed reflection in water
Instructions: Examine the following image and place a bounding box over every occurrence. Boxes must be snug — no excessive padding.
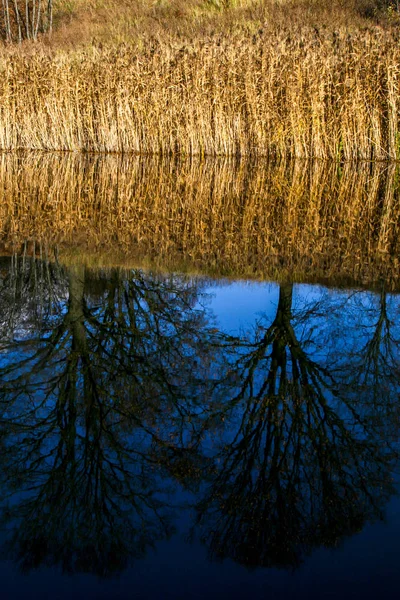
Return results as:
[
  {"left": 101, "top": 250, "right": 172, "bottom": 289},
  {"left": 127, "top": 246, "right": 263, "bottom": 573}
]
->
[
  {"left": 0, "top": 154, "right": 400, "bottom": 287},
  {"left": 0, "top": 251, "right": 399, "bottom": 577}
]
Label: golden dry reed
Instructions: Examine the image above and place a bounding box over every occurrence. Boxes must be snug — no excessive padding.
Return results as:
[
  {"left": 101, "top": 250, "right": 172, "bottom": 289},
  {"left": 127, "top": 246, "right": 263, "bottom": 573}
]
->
[
  {"left": 0, "top": 153, "right": 399, "bottom": 287},
  {"left": 0, "top": 26, "right": 400, "bottom": 159}
]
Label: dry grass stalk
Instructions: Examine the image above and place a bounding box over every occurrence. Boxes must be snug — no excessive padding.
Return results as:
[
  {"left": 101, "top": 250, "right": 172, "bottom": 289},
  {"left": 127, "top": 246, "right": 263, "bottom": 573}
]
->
[{"left": 0, "top": 26, "right": 399, "bottom": 158}]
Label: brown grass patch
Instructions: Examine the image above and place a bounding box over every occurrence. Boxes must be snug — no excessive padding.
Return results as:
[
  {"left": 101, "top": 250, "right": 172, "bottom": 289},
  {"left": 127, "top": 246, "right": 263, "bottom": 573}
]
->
[
  {"left": 0, "top": 3, "right": 399, "bottom": 157},
  {"left": 0, "top": 27, "right": 400, "bottom": 158}
]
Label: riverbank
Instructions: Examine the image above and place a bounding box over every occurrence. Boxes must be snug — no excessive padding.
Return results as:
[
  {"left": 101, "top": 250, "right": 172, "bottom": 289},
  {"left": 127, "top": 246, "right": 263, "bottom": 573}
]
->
[{"left": 0, "top": 1, "right": 399, "bottom": 159}]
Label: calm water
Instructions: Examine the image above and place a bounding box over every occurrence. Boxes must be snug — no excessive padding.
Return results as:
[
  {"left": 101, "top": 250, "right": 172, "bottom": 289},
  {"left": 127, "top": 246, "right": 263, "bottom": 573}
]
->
[
  {"left": 1, "top": 154, "right": 400, "bottom": 286},
  {"left": 0, "top": 256, "right": 400, "bottom": 599}
]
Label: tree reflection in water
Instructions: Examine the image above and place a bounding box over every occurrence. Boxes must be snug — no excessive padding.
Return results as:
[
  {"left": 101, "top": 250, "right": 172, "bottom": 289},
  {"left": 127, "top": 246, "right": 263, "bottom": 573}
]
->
[
  {"left": 192, "top": 283, "right": 400, "bottom": 569},
  {"left": 0, "top": 250, "right": 399, "bottom": 576},
  {"left": 0, "top": 252, "right": 222, "bottom": 576}
]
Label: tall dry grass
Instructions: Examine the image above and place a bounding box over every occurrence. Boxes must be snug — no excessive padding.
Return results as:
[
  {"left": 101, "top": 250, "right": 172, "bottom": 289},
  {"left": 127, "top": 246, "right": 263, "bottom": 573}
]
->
[
  {"left": 0, "top": 25, "right": 400, "bottom": 158},
  {"left": 0, "top": 153, "right": 399, "bottom": 287}
]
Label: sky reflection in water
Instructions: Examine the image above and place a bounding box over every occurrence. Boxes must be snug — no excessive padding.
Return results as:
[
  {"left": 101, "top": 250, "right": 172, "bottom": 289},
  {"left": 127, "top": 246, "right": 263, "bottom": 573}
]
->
[{"left": 0, "top": 255, "right": 399, "bottom": 599}]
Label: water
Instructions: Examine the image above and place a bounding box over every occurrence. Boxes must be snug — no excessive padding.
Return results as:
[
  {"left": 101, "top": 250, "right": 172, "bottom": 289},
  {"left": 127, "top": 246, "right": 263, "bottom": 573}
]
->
[
  {"left": 0, "top": 257, "right": 399, "bottom": 599},
  {"left": 1, "top": 154, "right": 400, "bottom": 286}
]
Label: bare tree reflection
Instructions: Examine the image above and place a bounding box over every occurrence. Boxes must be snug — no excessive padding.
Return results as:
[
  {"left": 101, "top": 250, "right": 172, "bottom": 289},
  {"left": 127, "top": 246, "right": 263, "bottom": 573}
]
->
[
  {"left": 333, "top": 285, "right": 400, "bottom": 438},
  {"left": 193, "top": 283, "right": 399, "bottom": 569},
  {"left": 0, "top": 255, "right": 221, "bottom": 576},
  {"left": 0, "top": 243, "right": 66, "bottom": 345},
  {"left": 0, "top": 255, "right": 400, "bottom": 576}
]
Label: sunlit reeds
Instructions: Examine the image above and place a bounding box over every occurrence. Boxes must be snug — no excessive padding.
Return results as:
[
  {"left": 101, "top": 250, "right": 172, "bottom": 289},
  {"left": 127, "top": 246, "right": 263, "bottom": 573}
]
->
[
  {"left": 0, "top": 153, "right": 399, "bottom": 287},
  {"left": 0, "top": 26, "right": 399, "bottom": 158}
]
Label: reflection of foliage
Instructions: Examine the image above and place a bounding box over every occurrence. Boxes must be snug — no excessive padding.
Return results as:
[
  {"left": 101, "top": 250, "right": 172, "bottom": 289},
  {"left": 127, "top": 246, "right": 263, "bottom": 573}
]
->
[
  {"left": 194, "top": 284, "right": 399, "bottom": 569},
  {"left": 0, "top": 257, "right": 221, "bottom": 576}
]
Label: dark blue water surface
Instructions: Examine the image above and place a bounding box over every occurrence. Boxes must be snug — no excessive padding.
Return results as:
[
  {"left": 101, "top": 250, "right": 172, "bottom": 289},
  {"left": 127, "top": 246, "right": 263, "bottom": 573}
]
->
[{"left": 0, "top": 257, "right": 399, "bottom": 599}]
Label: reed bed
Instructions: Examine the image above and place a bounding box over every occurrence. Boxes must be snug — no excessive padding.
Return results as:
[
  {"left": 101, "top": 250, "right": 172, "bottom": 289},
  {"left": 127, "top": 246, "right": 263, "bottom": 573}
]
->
[
  {"left": 0, "top": 25, "right": 399, "bottom": 158},
  {"left": 0, "top": 153, "right": 399, "bottom": 287}
]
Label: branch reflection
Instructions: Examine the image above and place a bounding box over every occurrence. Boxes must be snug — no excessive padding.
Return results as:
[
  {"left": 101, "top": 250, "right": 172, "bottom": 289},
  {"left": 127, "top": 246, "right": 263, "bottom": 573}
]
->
[
  {"left": 0, "top": 251, "right": 399, "bottom": 575},
  {"left": 0, "top": 251, "right": 221, "bottom": 575},
  {"left": 193, "top": 283, "right": 400, "bottom": 569}
]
